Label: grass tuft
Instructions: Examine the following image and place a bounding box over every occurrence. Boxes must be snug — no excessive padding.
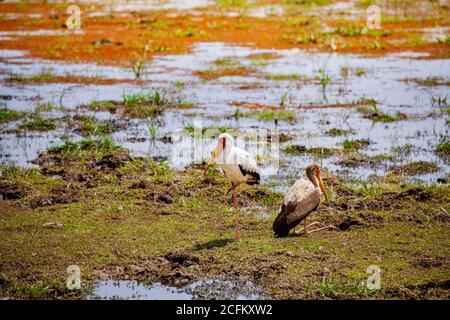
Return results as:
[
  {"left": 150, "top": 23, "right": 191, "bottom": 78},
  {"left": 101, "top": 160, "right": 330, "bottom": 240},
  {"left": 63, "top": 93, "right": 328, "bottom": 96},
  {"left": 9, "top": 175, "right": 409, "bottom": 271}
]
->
[
  {"left": 18, "top": 118, "right": 55, "bottom": 132},
  {"left": 0, "top": 109, "right": 25, "bottom": 123}
]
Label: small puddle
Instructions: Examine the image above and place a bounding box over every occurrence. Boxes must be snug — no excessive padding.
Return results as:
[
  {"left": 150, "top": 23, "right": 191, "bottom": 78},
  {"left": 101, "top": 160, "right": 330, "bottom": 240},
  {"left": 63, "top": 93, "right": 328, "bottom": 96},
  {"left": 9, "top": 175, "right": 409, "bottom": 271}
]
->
[{"left": 87, "top": 278, "right": 268, "bottom": 300}]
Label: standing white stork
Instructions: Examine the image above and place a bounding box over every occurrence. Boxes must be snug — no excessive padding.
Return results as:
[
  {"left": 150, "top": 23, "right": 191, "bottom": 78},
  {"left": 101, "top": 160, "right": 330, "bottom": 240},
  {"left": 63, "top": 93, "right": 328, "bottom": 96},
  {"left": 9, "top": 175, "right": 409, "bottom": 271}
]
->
[
  {"left": 273, "top": 163, "right": 339, "bottom": 237},
  {"left": 203, "top": 133, "right": 260, "bottom": 241}
]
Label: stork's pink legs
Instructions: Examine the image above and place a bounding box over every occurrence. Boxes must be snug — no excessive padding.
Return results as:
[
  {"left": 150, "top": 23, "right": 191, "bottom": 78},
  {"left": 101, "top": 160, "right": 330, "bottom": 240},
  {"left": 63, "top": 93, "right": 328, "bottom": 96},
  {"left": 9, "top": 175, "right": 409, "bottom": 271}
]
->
[
  {"left": 233, "top": 186, "right": 240, "bottom": 241},
  {"left": 295, "top": 220, "right": 340, "bottom": 235},
  {"left": 229, "top": 180, "right": 255, "bottom": 241}
]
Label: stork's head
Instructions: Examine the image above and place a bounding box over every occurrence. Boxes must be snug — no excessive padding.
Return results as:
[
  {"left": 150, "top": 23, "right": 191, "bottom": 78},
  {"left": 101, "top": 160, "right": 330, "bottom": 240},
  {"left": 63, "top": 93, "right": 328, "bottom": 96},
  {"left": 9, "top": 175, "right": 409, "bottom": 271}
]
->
[
  {"left": 203, "top": 133, "right": 234, "bottom": 176},
  {"left": 216, "top": 133, "right": 234, "bottom": 152},
  {"left": 306, "top": 163, "right": 328, "bottom": 201}
]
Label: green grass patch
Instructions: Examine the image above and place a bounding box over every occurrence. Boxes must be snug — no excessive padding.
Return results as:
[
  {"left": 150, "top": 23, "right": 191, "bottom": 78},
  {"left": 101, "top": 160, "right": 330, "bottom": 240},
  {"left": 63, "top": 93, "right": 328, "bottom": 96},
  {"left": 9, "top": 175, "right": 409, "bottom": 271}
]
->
[
  {"left": 1, "top": 155, "right": 449, "bottom": 299},
  {"left": 355, "top": 67, "right": 366, "bottom": 76},
  {"left": 184, "top": 125, "right": 230, "bottom": 134},
  {"left": 86, "top": 90, "right": 174, "bottom": 118},
  {"left": 213, "top": 56, "right": 242, "bottom": 68},
  {"left": 174, "top": 27, "right": 198, "bottom": 37},
  {"left": 247, "top": 110, "right": 297, "bottom": 122},
  {"left": 296, "top": 32, "right": 321, "bottom": 44},
  {"left": 409, "top": 35, "right": 425, "bottom": 46},
  {"left": 406, "top": 77, "right": 450, "bottom": 87},
  {"left": 286, "top": 0, "right": 331, "bottom": 5},
  {"left": 331, "top": 27, "right": 388, "bottom": 38},
  {"left": 0, "top": 109, "right": 25, "bottom": 123},
  {"left": 47, "top": 138, "right": 117, "bottom": 155},
  {"left": 392, "top": 161, "right": 439, "bottom": 176},
  {"left": 34, "top": 103, "right": 63, "bottom": 113},
  {"left": 436, "top": 35, "right": 450, "bottom": 45},
  {"left": 371, "top": 112, "right": 407, "bottom": 123},
  {"left": 369, "top": 154, "right": 395, "bottom": 161},
  {"left": 343, "top": 139, "right": 370, "bottom": 150},
  {"left": 195, "top": 66, "right": 255, "bottom": 81},
  {"left": 265, "top": 74, "right": 305, "bottom": 81},
  {"left": 325, "top": 128, "right": 354, "bottom": 136},
  {"left": 72, "top": 115, "right": 116, "bottom": 137},
  {"left": 283, "top": 145, "right": 339, "bottom": 157},
  {"left": 287, "top": 17, "right": 314, "bottom": 27},
  {"left": 332, "top": 26, "right": 364, "bottom": 37},
  {"left": 88, "top": 100, "right": 117, "bottom": 111},
  {"left": 216, "top": 0, "right": 248, "bottom": 7},
  {"left": 309, "top": 279, "right": 378, "bottom": 298},
  {"left": 391, "top": 144, "right": 413, "bottom": 155},
  {"left": 6, "top": 72, "right": 55, "bottom": 84},
  {"left": 435, "top": 141, "right": 450, "bottom": 155},
  {"left": 18, "top": 118, "right": 55, "bottom": 132}
]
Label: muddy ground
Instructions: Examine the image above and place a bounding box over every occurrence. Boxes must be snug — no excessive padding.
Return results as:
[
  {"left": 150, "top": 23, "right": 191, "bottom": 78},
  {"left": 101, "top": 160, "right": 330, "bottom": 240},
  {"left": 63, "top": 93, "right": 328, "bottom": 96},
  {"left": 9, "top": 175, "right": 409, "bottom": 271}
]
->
[
  {"left": 0, "top": 0, "right": 449, "bottom": 300},
  {"left": 0, "top": 140, "right": 449, "bottom": 299}
]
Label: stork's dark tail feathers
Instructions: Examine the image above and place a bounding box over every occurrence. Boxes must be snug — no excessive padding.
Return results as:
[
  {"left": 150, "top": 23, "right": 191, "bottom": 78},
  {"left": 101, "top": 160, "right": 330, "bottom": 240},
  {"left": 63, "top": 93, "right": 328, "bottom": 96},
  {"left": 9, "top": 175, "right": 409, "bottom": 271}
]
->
[
  {"left": 272, "top": 204, "right": 291, "bottom": 237},
  {"left": 239, "top": 165, "right": 260, "bottom": 185}
]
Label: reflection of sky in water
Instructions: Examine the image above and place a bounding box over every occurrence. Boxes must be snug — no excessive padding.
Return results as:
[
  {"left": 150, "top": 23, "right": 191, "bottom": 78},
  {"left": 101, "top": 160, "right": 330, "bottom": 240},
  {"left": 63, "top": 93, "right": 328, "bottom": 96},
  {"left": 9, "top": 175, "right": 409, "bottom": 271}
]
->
[
  {"left": 87, "top": 278, "right": 266, "bottom": 300},
  {"left": 86, "top": 280, "right": 193, "bottom": 300},
  {"left": 0, "top": 43, "right": 449, "bottom": 188}
]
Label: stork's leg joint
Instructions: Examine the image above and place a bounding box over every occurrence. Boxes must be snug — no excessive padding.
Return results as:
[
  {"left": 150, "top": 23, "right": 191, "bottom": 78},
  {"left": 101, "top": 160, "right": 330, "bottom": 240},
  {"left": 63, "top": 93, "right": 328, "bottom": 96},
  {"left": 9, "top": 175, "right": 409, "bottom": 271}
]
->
[{"left": 226, "top": 181, "right": 241, "bottom": 195}]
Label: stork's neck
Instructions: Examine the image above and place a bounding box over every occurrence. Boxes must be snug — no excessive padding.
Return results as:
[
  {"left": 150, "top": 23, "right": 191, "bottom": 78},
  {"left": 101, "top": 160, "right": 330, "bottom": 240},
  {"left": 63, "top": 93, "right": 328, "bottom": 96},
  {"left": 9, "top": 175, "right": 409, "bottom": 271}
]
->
[
  {"left": 222, "top": 142, "right": 233, "bottom": 158},
  {"left": 306, "top": 170, "right": 319, "bottom": 188},
  {"left": 215, "top": 143, "right": 232, "bottom": 164}
]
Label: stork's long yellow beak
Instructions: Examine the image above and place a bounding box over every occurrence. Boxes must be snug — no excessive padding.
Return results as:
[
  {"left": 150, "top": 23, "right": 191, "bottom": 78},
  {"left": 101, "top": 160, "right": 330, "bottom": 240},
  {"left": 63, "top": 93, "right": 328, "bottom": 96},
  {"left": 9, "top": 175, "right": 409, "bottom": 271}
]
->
[
  {"left": 203, "top": 141, "right": 224, "bottom": 176},
  {"left": 316, "top": 172, "right": 328, "bottom": 202}
]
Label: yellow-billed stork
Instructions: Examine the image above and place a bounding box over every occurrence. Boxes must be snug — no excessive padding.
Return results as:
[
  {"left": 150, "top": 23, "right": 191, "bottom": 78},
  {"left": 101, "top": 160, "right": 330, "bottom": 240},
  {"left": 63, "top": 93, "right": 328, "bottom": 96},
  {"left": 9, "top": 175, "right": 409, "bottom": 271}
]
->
[
  {"left": 203, "top": 133, "right": 260, "bottom": 241},
  {"left": 273, "top": 163, "right": 339, "bottom": 237}
]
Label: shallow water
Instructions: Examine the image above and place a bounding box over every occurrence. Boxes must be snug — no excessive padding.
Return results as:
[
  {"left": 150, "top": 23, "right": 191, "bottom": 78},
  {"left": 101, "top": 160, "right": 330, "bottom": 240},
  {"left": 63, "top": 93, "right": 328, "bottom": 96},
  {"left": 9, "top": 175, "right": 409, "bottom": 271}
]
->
[
  {"left": 0, "top": 40, "right": 449, "bottom": 189},
  {"left": 87, "top": 278, "right": 267, "bottom": 300}
]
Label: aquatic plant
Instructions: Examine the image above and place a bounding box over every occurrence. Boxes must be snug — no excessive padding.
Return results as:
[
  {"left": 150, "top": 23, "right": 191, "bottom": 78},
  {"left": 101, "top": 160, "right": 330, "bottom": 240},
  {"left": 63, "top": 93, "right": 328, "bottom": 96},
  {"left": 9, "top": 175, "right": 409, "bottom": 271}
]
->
[
  {"left": 233, "top": 108, "right": 244, "bottom": 119},
  {"left": 431, "top": 95, "right": 448, "bottom": 110},
  {"left": 279, "top": 92, "right": 290, "bottom": 107},
  {"left": 217, "top": 0, "right": 248, "bottom": 7},
  {"left": 326, "top": 128, "right": 354, "bottom": 136},
  {"left": 0, "top": 109, "right": 25, "bottom": 123},
  {"left": 343, "top": 139, "right": 369, "bottom": 150},
  {"left": 148, "top": 120, "right": 156, "bottom": 141},
  {"left": 47, "top": 138, "right": 117, "bottom": 155},
  {"left": 250, "top": 110, "right": 297, "bottom": 122},
  {"left": 371, "top": 112, "right": 407, "bottom": 123},
  {"left": 18, "top": 118, "right": 55, "bottom": 132},
  {"left": 265, "top": 74, "right": 305, "bottom": 81},
  {"left": 132, "top": 60, "right": 145, "bottom": 79},
  {"left": 6, "top": 72, "right": 55, "bottom": 84},
  {"left": 436, "top": 140, "right": 450, "bottom": 155},
  {"left": 296, "top": 33, "right": 321, "bottom": 44},
  {"left": 317, "top": 69, "right": 331, "bottom": 90}
]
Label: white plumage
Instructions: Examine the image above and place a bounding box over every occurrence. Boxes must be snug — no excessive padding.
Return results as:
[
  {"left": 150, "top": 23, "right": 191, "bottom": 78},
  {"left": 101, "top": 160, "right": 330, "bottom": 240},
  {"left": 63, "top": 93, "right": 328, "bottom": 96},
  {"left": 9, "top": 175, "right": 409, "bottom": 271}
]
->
[
  {"left": 218, "top": 145, "right": 260, "bottom": 183},
  {"left": 283, "top": 180, "right": 315, "bottom": 205}
]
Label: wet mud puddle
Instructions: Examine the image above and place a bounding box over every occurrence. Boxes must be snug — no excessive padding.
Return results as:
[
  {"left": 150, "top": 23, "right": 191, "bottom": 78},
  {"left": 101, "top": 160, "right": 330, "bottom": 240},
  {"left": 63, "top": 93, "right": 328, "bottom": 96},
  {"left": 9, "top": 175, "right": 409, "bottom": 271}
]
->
[{"left": 87, "top": 278, "right": 268, "bottom": 300}]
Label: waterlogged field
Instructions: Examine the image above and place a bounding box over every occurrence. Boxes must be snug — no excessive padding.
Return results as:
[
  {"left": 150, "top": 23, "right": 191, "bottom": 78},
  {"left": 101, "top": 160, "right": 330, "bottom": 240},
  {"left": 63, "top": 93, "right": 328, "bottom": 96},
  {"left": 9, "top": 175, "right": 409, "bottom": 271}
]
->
[{"left": 0, "top": 0, "right": 449, "bottom": 300}]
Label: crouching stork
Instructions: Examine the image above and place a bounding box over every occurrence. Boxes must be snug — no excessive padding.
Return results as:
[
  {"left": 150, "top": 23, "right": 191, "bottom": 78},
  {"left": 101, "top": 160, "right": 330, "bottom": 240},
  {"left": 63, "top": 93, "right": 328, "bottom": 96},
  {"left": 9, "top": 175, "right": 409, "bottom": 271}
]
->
[{"left": 273, "top": 163, "right": 339, "bottom": 237}]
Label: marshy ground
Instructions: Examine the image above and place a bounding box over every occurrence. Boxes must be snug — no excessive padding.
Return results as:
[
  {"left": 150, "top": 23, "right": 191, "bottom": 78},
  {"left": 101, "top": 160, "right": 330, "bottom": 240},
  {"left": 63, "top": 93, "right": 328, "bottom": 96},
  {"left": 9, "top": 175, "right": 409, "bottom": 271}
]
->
[{"left": 0, "top": 0, "right": 449, "bottom": 299}]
